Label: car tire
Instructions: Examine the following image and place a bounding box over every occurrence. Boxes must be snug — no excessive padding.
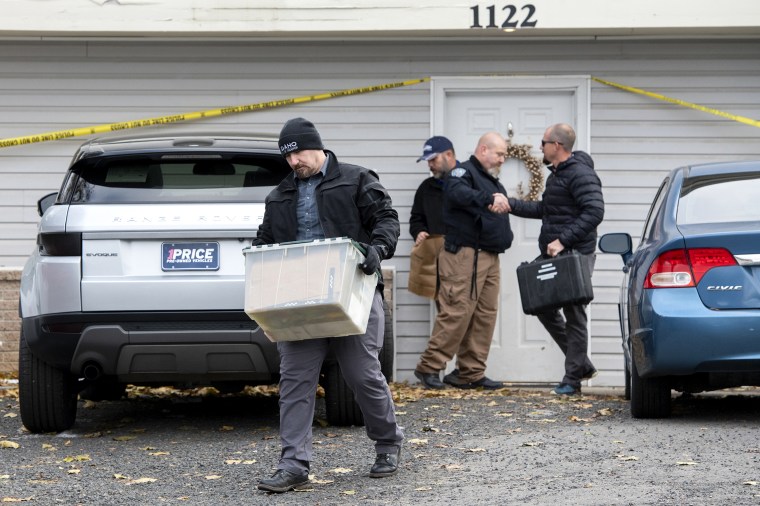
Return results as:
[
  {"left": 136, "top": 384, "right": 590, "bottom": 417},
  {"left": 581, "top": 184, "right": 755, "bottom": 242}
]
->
[
  {"left": 623, "top": 356, "right": 632, "bottom": 401},
  {"left": 324, "top": 298, "right": 394, "bottom": 427},
  {"left": 79, "top": 377, "right": 127, "bottom": 402},
  {"left": 18, "top": 328, "right": 78, "bottom": 433},
  {"left": 630, "top": 357, "right": 671, "bottom": 418},
  {"left": 323, "top": 363, "right": 364, "bottom": 426}
]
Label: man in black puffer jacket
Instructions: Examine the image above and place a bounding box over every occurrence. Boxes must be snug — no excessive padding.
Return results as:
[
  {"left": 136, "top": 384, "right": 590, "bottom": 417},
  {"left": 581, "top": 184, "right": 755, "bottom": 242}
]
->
[{"left": 507, "top": 123, "right": 604, "bottom": 396}]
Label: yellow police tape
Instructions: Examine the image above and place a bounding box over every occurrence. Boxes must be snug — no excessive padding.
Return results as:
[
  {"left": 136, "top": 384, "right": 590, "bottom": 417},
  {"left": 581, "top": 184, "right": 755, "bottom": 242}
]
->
[
  {"left": 1, "top": 75, "right": 757, "bottom": 149},
  {"left": 0, "top": 77, "right": 430, "bottom": 149},
  {"left": 592, "top": 77, "right": 760, "bottom": 129}
]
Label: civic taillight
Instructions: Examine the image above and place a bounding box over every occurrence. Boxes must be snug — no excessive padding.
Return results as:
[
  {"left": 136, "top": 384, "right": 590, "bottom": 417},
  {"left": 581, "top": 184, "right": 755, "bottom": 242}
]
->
[
  {"left": 644, "top": 247, "right": 736, "bottom": 288},
  {"left": 687, "top": 248, "right": 737, "bottom": 284}
]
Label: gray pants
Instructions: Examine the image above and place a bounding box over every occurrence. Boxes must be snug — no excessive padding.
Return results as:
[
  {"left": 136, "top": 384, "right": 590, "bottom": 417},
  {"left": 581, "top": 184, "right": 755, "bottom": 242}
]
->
[
  {"left": 275, "top": 291, "right": 403, "bottom": 475},
  {"left": 536, "top": 253, "right": 596, "bottom": 388}
]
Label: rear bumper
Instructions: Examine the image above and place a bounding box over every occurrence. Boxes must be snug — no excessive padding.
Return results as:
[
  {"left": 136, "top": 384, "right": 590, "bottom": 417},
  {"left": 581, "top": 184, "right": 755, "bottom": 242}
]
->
[
  {"left": 22, "top": 311, "right": 279, "bottom": 384},
  {"left": 632, "top": 289, "right": 760, "bottom": 377}
]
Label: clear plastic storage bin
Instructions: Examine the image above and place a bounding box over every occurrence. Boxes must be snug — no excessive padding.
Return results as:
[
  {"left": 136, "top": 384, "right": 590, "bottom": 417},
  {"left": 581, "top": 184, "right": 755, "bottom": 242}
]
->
[{"left": 243, "top": 238, "right": 378, "bottom": 341}]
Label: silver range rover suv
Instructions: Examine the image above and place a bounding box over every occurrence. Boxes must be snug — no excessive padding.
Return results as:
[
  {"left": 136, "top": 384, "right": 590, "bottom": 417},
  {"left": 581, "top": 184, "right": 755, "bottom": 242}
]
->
[{"left": 19, "top": 131, "right": 393, "bottom": 433}]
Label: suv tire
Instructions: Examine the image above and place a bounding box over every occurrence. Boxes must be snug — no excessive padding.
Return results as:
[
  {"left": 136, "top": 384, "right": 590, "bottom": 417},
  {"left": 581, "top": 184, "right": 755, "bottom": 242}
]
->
[
  {"left": 323, "top": 299, "right": 394, "bottom": 426},
  {"left": 18, "top": 329, "right": 78, "bottom": 433}
]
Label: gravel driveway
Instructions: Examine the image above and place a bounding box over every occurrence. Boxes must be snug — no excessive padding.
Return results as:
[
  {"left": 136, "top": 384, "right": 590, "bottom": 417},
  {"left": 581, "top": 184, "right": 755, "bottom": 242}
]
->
[{"left": 2, "top": 380, "right": 760, "bottom": 505}]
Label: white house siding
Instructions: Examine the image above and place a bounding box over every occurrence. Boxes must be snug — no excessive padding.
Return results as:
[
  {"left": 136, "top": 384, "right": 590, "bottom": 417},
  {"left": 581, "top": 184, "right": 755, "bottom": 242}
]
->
[{"left": 1, "top": 39, "right": 759, "bottom": 385}]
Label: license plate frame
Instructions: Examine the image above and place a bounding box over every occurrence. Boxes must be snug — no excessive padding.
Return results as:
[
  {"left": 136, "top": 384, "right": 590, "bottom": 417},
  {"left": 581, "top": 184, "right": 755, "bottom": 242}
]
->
[{"left": 162, "top": 242, "right": 220, "bottom": 271}]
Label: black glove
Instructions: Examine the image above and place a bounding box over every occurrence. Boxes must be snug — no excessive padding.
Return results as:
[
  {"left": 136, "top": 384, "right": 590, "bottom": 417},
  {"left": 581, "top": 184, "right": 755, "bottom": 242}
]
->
[{"left": 359, "top": 244, "right": 384, "bottom": 275}]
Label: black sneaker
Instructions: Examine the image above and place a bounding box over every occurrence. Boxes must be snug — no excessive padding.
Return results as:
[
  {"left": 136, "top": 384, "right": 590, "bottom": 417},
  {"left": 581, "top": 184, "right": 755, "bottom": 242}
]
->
[
  {"left": 443, "top": 369, "right": 461, "bottom": 386},
  {"left": 582, "top": 368, "right": 598, "bottom": 381},
  {"left": 369, "top": 447, "right": 401, "bottom": 478},
  {"left": 257, "top": 469, "right": 309, "bottom": 493},
  {"left": 451, "top": 376, "right": 504, "bottom": 390},
  {"left": 414, "top": 370, "right": 445, "bottom": 390}
]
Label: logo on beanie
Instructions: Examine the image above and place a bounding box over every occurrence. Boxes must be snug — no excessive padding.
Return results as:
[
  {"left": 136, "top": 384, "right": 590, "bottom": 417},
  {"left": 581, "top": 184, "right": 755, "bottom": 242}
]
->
[{"left": 280, "top": 142, "right": 298, "bottom": 154}]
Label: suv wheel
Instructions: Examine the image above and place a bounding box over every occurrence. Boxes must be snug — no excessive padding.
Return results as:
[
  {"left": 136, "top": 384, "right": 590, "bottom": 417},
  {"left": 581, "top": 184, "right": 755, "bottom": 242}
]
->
[
  {"left": 18, "top": 329, "right": 78, "bottom": 433},
  {"left": 630, "top": 357, "right": 671, "bottom": 418},
  {"left": 323, "top": 300, "right": 394, "bottom": 426}
]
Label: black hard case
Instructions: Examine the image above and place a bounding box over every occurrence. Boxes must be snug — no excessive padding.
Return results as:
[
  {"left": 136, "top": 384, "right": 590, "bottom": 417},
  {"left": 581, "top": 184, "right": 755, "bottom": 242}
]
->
[{"left": 516, "top": 251, "right": 594, "bottom": 315}]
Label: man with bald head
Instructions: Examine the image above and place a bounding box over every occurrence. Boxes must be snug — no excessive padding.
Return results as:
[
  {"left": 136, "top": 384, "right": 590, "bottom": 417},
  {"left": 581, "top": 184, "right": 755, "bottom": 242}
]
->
[
  {"left": 414, "top": 132, "right": 513, "bottom": 390},
  {"left": 507, "top": 123, "right": 604, "bottom": 396}
]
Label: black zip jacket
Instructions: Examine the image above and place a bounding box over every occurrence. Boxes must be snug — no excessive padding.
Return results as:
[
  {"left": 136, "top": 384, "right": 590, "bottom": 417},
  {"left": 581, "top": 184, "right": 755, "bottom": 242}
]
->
[
  {"left": 443, "top": 155, "right": 513, "bottom": 253},
  {"left": 252, "top": 151, "right": 400, "bottom": 286}
]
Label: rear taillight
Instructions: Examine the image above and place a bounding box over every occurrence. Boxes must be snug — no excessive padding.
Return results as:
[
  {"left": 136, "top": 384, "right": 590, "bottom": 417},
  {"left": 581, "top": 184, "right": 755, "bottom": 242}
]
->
[
  {"left": 687, "top": 248, "right": 737, "bottom": 284},
  {"left": 38, "top": 232, "right": 82, "bottom": 256},
  {"left": 645, "top": 247, "right": 736, "bottom": 288}
]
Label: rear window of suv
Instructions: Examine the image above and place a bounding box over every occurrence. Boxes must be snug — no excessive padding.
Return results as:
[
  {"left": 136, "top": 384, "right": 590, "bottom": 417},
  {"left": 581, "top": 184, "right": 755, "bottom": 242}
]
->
[{"left": 58, "top": 154, "right": 291, "bottom": 204}]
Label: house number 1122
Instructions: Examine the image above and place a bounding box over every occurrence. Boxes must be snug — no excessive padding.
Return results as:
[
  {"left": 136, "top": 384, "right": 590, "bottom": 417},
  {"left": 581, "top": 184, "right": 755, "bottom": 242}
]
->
[{"left": 470, "top": 4, "right": 538, "bottom": 29}]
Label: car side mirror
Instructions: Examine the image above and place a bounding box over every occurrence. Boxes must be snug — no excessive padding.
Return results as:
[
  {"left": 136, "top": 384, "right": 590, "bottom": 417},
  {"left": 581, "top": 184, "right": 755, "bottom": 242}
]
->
[
  {"left": 598, "top": 233, "right": 633, "bottom": 266},
  {"left": 37, "top": 192, "right": 58, "bottom": 217}
]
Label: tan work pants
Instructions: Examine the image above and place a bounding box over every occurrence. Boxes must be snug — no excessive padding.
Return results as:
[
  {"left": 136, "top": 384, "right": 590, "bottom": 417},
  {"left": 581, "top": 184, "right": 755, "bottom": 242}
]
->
[{"left": 416, "top": 247, "right": 500, "bottom": 383}]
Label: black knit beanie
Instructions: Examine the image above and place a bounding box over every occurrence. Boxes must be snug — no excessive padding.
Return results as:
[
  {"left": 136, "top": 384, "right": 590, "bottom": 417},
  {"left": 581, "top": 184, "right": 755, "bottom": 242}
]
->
[{"left": 278, "top": 117, "right": 324, "bottom": 156}]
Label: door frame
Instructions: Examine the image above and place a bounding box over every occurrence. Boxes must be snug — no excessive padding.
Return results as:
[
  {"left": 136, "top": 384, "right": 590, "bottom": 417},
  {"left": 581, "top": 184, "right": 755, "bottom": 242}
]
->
[
  {"left": 427, "top": 75, "right": 593, "bottom": 382},
  {"left": 430, "top": 75, "right": 591, "bottom": 152}
]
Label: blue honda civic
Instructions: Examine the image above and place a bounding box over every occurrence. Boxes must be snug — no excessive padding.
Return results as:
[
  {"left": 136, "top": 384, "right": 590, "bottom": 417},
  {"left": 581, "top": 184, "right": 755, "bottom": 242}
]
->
[{"left": 599, "top": 161, "right": 760, "bottom": 418}]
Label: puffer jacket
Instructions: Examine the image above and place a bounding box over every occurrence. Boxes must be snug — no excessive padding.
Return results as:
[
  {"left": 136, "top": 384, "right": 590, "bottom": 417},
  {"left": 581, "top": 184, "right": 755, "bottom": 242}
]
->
[{"left": 508, "top": 151, "right": 604, "bottom": 255}]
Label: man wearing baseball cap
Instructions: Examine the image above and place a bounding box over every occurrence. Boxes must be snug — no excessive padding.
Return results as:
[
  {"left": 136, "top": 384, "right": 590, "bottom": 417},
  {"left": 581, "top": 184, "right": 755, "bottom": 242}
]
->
[
  {"left": 408, "top": 136, "right": 457, "bottom": 300},
  {"left": 254, "top": 117, "right": 404, "bottom": 493}
]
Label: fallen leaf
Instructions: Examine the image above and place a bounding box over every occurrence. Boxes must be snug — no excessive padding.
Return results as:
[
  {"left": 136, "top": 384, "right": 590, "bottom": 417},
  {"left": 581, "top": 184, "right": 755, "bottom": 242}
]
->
[
  {"left": 676, "top": 461, "right": 697, "bottom": 466},
  {"left": 84, "top": 432, "right": 103, "bottom": 439},
  {"left": 442, "top": 464, "right": 462, "bottom": 471},
  {"left": 205, "top": 475, "right": 222, "bottom": 480},
  {"left": 496, "top": 412, "right": 513, "bottom": 417},
  {"left": 2, "top": 413, "right": 17, "bottom": 418},
  {"left": 82, "top": 400, "right": 97, "bottom": 409},
  {"left": 0, "top": 441, "right": 19, "bottom": 449},
  {"left": 341, "top": 490, "right": 356, "bottom": 495},
  {"left": 743, "top": 481, "right": 758, "bottom": 486},
  {"left": 568, "top": 415, "right": 592, "bottom": 423},
  {"left": 612, "top": 440, "right": 625, "bottom": 444},
  {"left": 2, "top": 497, "right": 34, "bottom": 502},
  {"left": 465, "top": 448, "right": 486, "bottom": 453},
  {"left": 330, "top": 468, "right": 352, "bottom": 474},
  {"left": 113, "top": 474, "right": 129, "bottom": 480},
  {"left": 140, "top": 447, "right": 156, "bottom": 451},
  {"left": 0, "top": 476, "right": 10, "bottom": 480},
  {"left": 42, "top": 444, "right": 55, "bottom": 451},
  {"left": 617, "top": 455, "right": 639, "bottom": 461},
  {"left": 415, "top": 486, "right": 433, "bottom": 491},
  {"left": 486, "top": 401, "right": 498, "bottom": 406},
  {"left": 67, "top": 469, "right": 81, "bottom": 475},
  {"left": 408, "top": 438, "right": 428, "bottom": 445},
  {"left": 62, "top": 455, "right": 90, "bottom": 463},
  {"left": 148, "top": 452, "right": 170, "bottom": 456},
  {"left": 219, "top": 426, "right": 234, "bottom": 432},
  {"left": 597, "top": 408, "right": 613, "bottom": 416},
  {"left": 113, "top": 436, "right": 136, "bottom": 441},
  {"left": 522, "top": 441, "right": 543, "bottom": 447},
  {"left": 310, "top": 478, "right": 334, "bottom": 484},
  {"left": 128, "top": 477, "right": 157, "bottom": 484},
  {"left": 225, "top": 459, "right": 242, "bottom": 465}
]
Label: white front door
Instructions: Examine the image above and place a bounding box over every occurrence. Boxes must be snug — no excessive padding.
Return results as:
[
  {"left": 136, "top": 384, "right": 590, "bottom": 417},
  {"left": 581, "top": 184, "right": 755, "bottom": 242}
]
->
[{"left": 431, "top": 76, "right": 589, "bottom": 384}]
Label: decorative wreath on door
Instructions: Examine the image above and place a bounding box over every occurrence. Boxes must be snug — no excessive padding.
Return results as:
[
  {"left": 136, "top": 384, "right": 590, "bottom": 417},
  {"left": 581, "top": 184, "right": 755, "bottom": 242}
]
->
[{"left": 508, "top": 143, "right": 544, "bottom": 202}]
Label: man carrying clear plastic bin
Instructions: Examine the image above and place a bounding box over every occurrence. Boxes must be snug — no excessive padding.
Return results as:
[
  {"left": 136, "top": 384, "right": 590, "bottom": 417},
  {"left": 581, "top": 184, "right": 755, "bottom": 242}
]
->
[{"left": 253, "top": 117, "right": 404, "bottom": 493}]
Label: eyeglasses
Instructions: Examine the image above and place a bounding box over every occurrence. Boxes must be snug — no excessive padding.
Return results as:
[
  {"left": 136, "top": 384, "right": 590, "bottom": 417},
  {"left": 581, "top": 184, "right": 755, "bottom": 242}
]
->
[{"left": 541, "top": 140, "right": 563, "bottom": 147}]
